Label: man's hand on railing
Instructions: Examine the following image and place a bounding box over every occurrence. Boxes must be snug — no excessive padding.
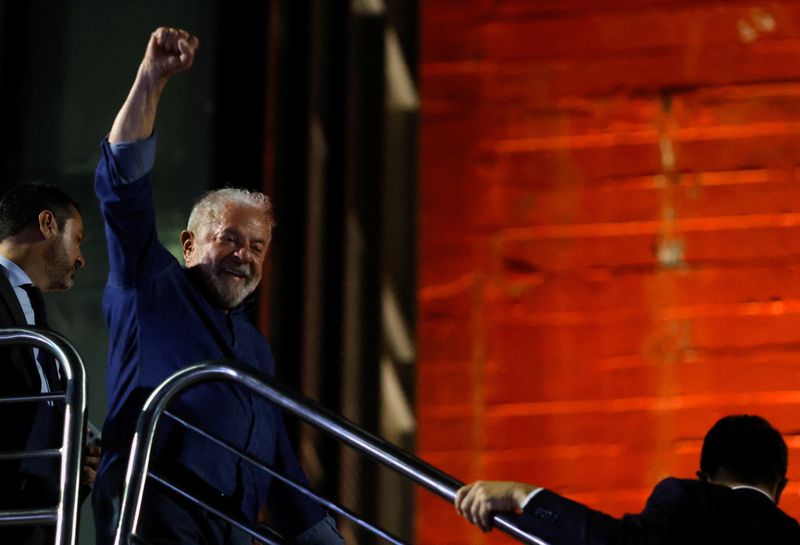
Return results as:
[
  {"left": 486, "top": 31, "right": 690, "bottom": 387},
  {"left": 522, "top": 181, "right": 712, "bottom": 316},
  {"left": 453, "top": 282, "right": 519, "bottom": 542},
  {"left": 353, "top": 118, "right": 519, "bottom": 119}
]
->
[{"left": 454, "top": 480, "right": 539, "bottom": 532}]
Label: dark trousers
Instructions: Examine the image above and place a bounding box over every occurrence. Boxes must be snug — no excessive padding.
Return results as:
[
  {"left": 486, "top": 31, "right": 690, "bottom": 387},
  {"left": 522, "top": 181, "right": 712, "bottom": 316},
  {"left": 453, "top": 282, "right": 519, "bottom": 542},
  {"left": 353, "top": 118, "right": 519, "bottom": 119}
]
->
[
  {"left": 137, "top": 484, "right": 251, "bottom": 545},
  {"left": 93, "top": 459, "right": 251, "bottom": 545},
  {"left": 0, "top": 471, "right": 55, "bottom": 545},
  {"left": 0, "top": 525, "right": 53, "bottom": 545}
]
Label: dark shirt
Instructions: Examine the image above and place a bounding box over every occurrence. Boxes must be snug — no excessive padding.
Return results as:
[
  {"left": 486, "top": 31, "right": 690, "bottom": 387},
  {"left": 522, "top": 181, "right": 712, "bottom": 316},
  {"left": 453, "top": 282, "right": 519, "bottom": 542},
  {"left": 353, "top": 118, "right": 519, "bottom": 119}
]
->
[{"left": 94, "top": 139, "right": 324, "bottom": 530}]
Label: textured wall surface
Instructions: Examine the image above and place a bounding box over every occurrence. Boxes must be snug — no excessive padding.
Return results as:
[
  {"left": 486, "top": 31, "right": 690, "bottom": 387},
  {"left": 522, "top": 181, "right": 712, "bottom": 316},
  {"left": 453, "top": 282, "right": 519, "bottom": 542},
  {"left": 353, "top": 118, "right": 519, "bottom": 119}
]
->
[{"left": 418, "top": 2, "right": 800, "bottom": 543}]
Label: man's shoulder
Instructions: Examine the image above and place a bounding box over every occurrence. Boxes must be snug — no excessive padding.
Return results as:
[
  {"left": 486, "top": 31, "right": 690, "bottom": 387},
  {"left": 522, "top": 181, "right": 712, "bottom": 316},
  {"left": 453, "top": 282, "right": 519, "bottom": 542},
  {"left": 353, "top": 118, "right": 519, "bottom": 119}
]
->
[
  {"left": 648, "top": 477, "right": 754, "bottom": 509},
  {"left": 642, "top": 477, "right": 733, "bottom": 522},
  {"left": 648, "top": 477, "right": 800, "bottom": 539},
  {"left": 651, "top": 477, "right": 732, "bottom": 496}
]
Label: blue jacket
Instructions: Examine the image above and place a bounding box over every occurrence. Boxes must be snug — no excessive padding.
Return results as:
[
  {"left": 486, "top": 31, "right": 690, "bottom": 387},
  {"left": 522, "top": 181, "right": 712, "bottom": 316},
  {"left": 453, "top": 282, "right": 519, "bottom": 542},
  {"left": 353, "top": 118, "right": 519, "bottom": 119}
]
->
[{"left": 94, "top": 139, "right": 324, "bottom": 532}]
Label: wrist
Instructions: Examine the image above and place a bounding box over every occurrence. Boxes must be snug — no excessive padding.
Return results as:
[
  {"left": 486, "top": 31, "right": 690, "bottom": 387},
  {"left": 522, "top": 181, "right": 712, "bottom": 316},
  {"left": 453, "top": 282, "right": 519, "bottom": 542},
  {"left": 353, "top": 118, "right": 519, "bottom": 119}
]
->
[
  {"left": 135, "top": 64, "right": 169, "bottom": 98},
  {"left": 514, "top": 484, "right": 540, "bottom": 509}
]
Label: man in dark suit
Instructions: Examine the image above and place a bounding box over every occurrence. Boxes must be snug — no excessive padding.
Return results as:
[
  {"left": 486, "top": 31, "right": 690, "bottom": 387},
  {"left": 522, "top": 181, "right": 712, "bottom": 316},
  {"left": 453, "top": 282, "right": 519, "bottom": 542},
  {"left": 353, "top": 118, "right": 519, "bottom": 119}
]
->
[
  {"left": 0, "top": 182, "right": 97, "bottom": 544},
  {"left": 455, "top": 414, "right": 800, "bottom": 544}
]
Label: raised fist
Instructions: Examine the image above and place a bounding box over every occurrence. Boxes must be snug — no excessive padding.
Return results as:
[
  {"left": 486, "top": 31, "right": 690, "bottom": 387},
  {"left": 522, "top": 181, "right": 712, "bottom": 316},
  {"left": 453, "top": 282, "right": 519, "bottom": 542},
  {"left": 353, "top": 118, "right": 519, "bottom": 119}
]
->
[{"left": 140, "top": 27, "right": 199, "bottom": 82}]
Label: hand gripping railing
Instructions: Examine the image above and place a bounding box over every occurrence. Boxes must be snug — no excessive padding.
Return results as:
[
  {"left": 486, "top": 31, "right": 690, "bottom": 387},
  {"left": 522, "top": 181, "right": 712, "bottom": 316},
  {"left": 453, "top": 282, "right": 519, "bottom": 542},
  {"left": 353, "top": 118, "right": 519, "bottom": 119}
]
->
[
  {"left": 115, "top": 360, "right": 549, "bottom": 545},
  {"left": 0, "top": 327, "right": 87, "bottom": 545}
]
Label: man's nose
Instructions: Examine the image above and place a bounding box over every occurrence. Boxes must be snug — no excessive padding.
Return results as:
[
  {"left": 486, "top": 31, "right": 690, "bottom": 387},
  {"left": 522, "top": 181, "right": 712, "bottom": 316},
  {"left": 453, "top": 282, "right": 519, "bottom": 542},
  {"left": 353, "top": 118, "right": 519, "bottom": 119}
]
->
[
  {"left": 233, "top": 245, "right": 252, "bottom": 262},
  {"left": 75, "top": 253, "right": 85, "bottom": 269}
]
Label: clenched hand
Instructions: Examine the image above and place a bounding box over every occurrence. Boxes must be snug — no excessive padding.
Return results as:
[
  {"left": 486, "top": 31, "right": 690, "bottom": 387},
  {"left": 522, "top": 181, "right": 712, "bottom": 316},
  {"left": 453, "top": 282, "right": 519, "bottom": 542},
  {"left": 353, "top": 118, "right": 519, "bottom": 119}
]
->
[
  {"left": 454, "top": 480, "right": 538, "bottom": 532},
  {"left": 140, "top": 27, "right": 199, "bottom": 83}
]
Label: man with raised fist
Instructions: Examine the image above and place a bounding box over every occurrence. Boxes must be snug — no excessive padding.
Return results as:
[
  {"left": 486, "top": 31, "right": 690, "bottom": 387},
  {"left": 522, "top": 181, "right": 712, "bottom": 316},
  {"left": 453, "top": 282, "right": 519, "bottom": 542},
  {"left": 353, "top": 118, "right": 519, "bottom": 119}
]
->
[{"left": 92, "top": 28, "right": 342, "bottom": 545}]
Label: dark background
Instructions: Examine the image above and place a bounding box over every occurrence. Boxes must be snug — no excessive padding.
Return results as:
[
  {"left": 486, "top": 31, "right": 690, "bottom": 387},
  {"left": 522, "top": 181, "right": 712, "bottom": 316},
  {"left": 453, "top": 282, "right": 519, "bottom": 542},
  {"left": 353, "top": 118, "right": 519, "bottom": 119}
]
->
[{"left": 0, "top": 1, "right": 419, "bottom": 543}]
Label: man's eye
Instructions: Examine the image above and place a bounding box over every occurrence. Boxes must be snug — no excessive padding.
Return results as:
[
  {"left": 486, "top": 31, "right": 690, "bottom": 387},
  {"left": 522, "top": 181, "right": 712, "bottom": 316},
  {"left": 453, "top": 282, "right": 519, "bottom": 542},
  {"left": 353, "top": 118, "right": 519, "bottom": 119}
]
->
[{"left": 251, "top": 246, "right": 263, "bottom": 255}]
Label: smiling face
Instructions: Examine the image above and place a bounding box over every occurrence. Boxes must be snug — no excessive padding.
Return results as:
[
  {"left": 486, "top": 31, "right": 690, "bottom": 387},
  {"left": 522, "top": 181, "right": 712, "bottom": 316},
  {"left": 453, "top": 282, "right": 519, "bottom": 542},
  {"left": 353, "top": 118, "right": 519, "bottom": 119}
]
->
[{"left": 181, "top": 203, "right": 271, "bottom": 309}]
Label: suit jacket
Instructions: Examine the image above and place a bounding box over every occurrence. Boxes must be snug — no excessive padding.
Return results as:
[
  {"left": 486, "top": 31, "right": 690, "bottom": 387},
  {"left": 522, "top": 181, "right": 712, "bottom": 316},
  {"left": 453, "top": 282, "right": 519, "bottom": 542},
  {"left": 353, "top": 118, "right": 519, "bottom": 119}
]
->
[
  {"left": 0, "top": 271, "right": 62, "bottom": 545},
  {"left": 517, "top": 478, "right": 800, "bottom": 545}
]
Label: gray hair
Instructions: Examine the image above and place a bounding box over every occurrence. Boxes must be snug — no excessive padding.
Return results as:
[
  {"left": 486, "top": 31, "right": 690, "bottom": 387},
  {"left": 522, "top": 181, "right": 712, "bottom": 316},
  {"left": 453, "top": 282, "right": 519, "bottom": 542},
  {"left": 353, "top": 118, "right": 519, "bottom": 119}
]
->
[{"left": 187, "top": 188, "right": 276, "bottom": 232}]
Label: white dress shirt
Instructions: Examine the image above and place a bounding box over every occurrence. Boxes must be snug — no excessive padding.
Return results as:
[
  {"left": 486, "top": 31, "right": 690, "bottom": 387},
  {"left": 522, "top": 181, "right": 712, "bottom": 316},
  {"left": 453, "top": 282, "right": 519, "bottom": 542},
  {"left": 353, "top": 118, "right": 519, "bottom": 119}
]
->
[{"left": 0, "top": 255, "right": 53, "bottom": 393}]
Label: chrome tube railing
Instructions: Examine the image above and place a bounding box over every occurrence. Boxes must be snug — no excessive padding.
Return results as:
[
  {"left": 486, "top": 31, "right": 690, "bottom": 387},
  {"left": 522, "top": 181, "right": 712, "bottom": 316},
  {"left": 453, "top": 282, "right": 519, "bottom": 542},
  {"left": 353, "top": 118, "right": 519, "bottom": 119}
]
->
[
  {"left": 0, "top": 327, "right": 87, "bottom": 545},
  {"left": 116, "top": 360, "right": 549, "bottom": 545}
]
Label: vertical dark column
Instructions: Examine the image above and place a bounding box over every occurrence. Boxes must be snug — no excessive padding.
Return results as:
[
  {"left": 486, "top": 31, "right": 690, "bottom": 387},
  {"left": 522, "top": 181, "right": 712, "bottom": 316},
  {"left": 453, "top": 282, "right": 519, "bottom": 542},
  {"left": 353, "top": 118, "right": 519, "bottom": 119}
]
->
[
  {"left": 301, "top": 0, "right": 348, "bottom": 501},
  {"left": 378, "top": 2, "right": 420, "bottom": 538},
  {"left": 266, "top": 0, "right": 350, "bottom": 503},
  {"left": 339, "top": 7, "right": 386, "bottom": 543},
  {"left": 211, "top": 3, "right": 268, "bottom": 193},
  {"left": 265, "top": 2, "right": 418, "bottom": 540},
  {"left": 267, "top": 0, "right": 311, "bottom": 403},
  {"left": 211, "top": 2, "right": 269, "bottom": 329}
]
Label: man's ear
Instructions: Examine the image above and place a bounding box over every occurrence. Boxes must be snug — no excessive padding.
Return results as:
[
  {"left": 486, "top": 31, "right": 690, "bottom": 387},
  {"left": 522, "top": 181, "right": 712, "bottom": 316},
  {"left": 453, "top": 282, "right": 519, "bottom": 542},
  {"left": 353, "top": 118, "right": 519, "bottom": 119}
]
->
[
  {"left": 180, "top": 230, "right": 194, "bottom": 264},
  {"left": 38, "top": 210, "right": 59, "bottom": 239}
]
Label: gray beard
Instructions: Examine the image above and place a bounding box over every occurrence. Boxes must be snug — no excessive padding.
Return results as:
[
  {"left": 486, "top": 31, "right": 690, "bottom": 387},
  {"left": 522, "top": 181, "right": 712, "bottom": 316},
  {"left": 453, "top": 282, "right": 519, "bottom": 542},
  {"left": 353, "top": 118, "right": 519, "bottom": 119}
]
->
[{"left": 201, "top": 265, "right": 257, "bottom": 309}]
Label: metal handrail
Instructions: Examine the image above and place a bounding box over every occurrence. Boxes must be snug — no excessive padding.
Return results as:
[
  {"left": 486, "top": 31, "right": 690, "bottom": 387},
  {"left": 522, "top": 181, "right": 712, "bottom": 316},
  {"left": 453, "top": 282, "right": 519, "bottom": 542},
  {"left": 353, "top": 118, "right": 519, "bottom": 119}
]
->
[
  {"left": 116, "top": 360, "right": 549, "bottom": 545},
  {"left": 0, "top": 327, "right": 87, "bottom": 545}
]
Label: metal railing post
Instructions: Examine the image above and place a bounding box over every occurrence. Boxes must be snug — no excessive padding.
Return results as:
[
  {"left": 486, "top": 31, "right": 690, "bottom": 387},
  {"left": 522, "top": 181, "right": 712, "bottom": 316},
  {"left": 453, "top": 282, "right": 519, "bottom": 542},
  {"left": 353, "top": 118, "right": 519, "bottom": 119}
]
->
[{"left": 0, "top": 327, "right": 87, "bottom": 545}]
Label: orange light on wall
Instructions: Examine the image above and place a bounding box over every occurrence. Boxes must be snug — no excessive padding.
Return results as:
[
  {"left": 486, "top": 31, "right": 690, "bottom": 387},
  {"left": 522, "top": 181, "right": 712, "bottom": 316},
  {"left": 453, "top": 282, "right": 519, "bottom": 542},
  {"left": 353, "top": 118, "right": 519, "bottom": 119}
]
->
[{"left": 419, "top": 2, "right": 800, "bottom": 544}]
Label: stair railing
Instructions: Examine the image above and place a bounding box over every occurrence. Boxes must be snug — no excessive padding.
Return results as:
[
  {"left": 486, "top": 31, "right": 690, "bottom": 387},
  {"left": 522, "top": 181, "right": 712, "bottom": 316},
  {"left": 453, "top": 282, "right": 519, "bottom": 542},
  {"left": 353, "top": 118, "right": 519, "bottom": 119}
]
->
[
  {"left": 115, "top": 360, "right": 549, "bottom": 545},
  {"left": 0, "top": 327, "right": 87, "bottom": 545}
]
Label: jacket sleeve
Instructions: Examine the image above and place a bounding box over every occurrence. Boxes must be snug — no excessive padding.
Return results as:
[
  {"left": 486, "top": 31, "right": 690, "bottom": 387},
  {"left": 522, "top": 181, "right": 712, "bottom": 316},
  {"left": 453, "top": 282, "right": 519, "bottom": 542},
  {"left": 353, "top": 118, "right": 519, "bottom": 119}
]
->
[
  {"left": 518, "top": 489, "right": 627, "bottom": 545},
  {"left": 518, "top": 479, "right": 691, "bottom": 545},
  {"left": 94, "top": 138, "right": 174, "bottom": 288},
  {"left": 264, "top": 415, "right": 336, "bottom": 542},
  {"left": 258, "top": 337, "right": 340, "bottom": 543},
  {"left": 288, "top": 515, "right": 344, "bottom": 545}
]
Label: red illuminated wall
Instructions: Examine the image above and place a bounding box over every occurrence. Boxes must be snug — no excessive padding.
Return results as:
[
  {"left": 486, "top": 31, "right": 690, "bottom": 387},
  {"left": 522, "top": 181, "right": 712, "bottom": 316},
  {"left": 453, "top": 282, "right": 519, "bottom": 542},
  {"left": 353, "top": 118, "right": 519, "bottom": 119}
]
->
[{"left": 418, "top": 2, "right": 800, "bottom": 544}]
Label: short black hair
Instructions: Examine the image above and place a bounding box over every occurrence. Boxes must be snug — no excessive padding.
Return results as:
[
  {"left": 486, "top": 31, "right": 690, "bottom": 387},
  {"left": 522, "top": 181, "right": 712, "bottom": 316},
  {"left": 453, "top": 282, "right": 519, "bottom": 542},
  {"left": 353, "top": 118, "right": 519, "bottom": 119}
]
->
[
  {"left": 700, "top": 414, "right": 788, "bottom": 488},
  {"left": 0, "top": 182, "right": 81, "bottom": 241}
]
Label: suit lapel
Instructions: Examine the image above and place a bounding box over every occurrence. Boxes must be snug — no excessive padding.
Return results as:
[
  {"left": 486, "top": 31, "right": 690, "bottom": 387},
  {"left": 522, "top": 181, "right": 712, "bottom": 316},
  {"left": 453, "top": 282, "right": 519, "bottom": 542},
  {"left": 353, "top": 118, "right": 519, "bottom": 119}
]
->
[
  {"left": 0, "top": 271, "right": 40, "bottom": 390},
  {"left": 0, "top": 272, "right": 30, "bottom": 327}
]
